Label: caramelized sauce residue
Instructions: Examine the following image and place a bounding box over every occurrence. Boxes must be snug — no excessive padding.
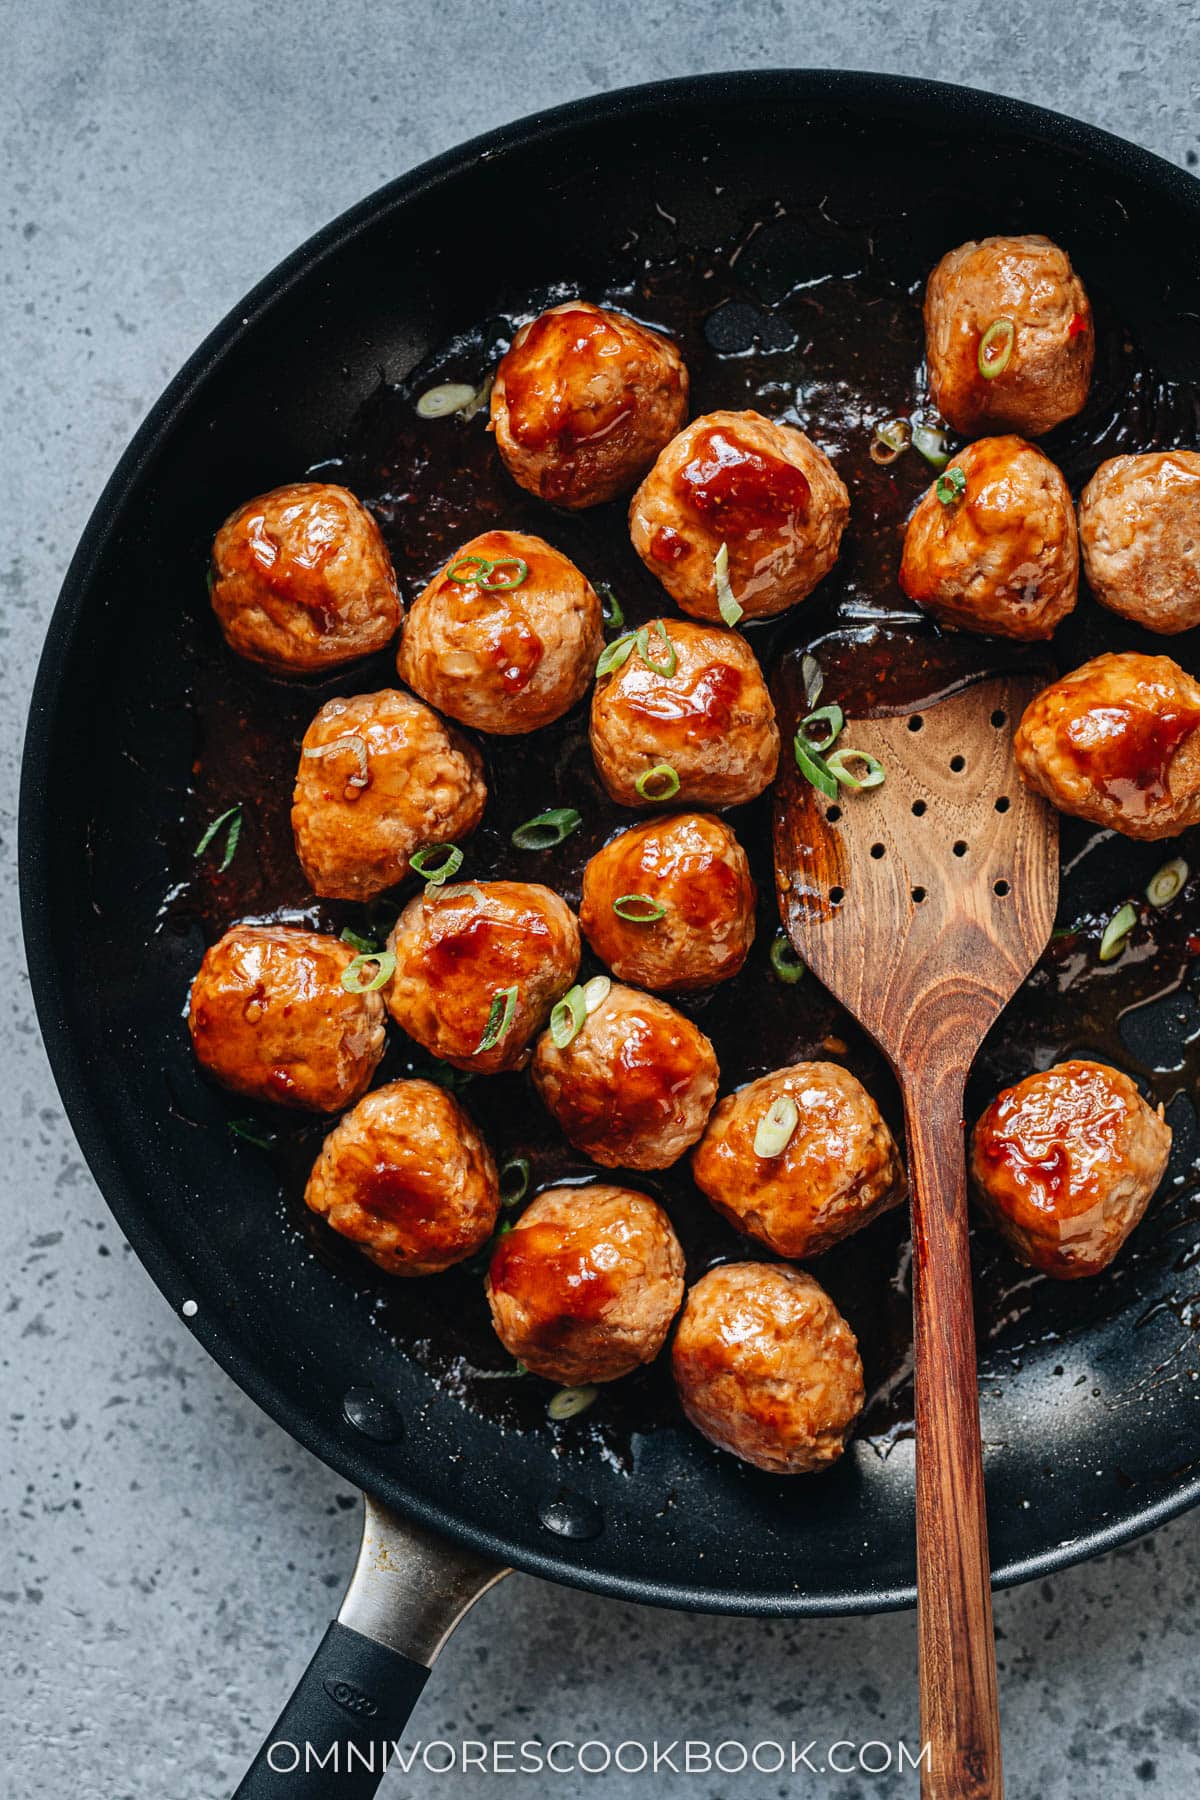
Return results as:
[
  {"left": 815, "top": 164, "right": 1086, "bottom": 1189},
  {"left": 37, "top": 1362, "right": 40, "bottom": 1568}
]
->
[{"left": 678, "top": 426, "right": 810, "bottom": 535}]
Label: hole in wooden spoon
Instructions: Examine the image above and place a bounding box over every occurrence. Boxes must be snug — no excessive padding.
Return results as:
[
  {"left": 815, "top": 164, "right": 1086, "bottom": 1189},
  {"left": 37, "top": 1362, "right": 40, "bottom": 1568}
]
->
[
  {"left": 830, "top": 885, "right": 845, "bottom": 904},
  {"left": 870, "top": 842, "right": 886, "bottom": 859},
  {"left": 908, "top": 715, "right": 924, "bottom": 732},
  {"left": 991, "top": 708, "right": 1007, "bottom": 728},
  {"left": 827, "top": 804, "right": 842, "bottom": 823},
  {"left": 950, "top": 754, "right": 966, "bottom": 772},
  {"left": 994, "top": 879, "right": 1010, "bottom": 897},
  {"left": 911, "top": 799, "right": 927, "bottom": 817},
  {"left": 995, "top": 795, "right": 1010, "bottom": 813},
  {"left": 953, "top": 840, "right": 968, "bottom": 857},
  {"left": 912, "top": 886, "right": 927, "bottom": 904}
]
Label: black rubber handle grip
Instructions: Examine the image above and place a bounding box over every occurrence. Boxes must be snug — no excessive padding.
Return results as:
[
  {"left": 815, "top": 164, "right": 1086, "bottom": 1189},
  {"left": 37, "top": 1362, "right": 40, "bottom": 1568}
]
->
[{"left": 232, "top": 1620, "right": 429, "bottom": 1798}]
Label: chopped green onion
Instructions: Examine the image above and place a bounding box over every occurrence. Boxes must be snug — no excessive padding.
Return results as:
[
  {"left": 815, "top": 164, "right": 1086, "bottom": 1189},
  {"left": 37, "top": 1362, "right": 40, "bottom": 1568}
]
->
[
  {"left": 800, "top": 654, "right": 824, "bottom": 709},
  {"left": 612, "top": 893, "right": 666, "bottom": 923},
  {"left": 582, "top": 975, "right": 611, "bottom": 1013},
  {"left": 475, "top": 984, "right": 519, "bottom": 1053},
  {"left": 978, "top": 316, "right": 1015, "bottom": 379},
  {"left": 206, "top": 564, "right": 216, "bottom": 595},
  {"left": 194, "top": 803, "right": 243, "bottom": 873},
  {"left": 302, "top": 733, "right": 370, "bottom": 789},
  {"left": 511, "top": 808, "right": 582, "bottom": 851},
  {"left": 912, "top": 420, "right": 952, "bottom": 470},
  {"left": 549, "top": 984, "right": 588, "bottom": 1049},
  {"left": 713, "top": 542, "right": 743, "bottom": 626},
  {"left": 869, "top": 419, "right": 911, "bottom": 466},
  {"left": 416, "top": 381, "right": 478, "bottom": 419},
  {"left": 340, "top": 927, "right": 381, "bottom": 955},
  {"left": 793, "top": 733, "right": 840, "bottom": 800},
  {"left": 228, "top": 1119, "right": 272, "bottom": 1149},
  {"left": 753, "top": 1094, "right": 800, "bottom": 1159},
  {"left": 499, "top": 1156, "right": 531, "bottom": 1207},
  {"left": 635, "top": 763, "right": 680, "bottom": 802},
  {"left": 447, "top": 555, "right": 488, "bottom": 583},
  {"left": 936, "top": 466, "right": 967, "bottom": 506},
  {"left": 827, "top": 747, "right": 886, "bottom": 791},
  {"left": 770, "top": 931, "right": 805, "bottom": 984},
  {"left": 635, "top": 619, "right": 678, "bottom": 676},
  {"left": 800, "top": 704, "right": 845, "bottom": 753},
  {"left": 418, "top": 1061, "right": 474, "bottom": 1093},
  {"left": 432, "top": 882, "right": 485, "bottom": 906},
  {"left": 446, "top": 554, "right": 527, "bottom": 590},
  {"left": 1099, "top": 903, "right": 1138, "bottom": 963},
  {"left": 596, "top": 631, "right": 637, "bottom": 678},
  {"left": 547, "top": 1384, "right": 598, "bottom": 1421},
  {"left": 341, "top": 950, "right": 396, "bottom": 993},
  {"left": 410, "top": 842, "right": 464, "bottom": 886},
  {"left": 597, "top": 582, "right": 624, "bottom": 633},
  {"left": 1146, "top": 858, "right": 1188, "bottom": 908}
]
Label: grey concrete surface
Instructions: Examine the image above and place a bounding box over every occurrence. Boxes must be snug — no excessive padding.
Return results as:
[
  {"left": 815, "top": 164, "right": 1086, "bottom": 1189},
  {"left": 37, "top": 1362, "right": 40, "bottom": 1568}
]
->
[{"left": 4, "top": 3, "right": 1200, "bottom": 1796}]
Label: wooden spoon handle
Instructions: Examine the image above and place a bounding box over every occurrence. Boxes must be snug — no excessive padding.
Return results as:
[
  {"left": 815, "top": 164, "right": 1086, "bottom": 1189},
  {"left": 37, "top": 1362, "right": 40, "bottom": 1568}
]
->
[{"left": 904, "top": 1074, "right": 1003, "bottom": 1800}]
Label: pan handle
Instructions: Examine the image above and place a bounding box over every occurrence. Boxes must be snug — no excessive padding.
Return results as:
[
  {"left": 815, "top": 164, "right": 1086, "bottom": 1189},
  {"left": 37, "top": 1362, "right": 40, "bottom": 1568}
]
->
[{"left": 232, "top": 1495, "right": 509, "bottom": 1798}]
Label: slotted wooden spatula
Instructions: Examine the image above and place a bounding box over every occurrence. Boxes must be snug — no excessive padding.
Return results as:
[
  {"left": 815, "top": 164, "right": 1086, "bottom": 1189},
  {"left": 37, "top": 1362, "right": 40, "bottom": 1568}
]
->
[{"left": 774, "top": 660, "right": 1058, "bottom": 1800}]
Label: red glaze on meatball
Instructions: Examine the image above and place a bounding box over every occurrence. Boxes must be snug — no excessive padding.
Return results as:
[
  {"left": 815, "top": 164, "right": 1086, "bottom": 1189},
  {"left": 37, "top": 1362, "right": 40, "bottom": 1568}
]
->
[
  {"left": 924, "top": 235, "right": 1093, "bottom": 437},
  {"left": 1014, "top": 651, "right": 1200, "bottom": 839},
  {"left": 188, "top": 925, "right": 386, "bottom": 1113},
  {"left": 485, "top": 1183, "right": 684, "bottom": 1384},
  {"left": 210, "top": 482, "right": 401, "bottom": 673},
  {"left": 531, "top": 981, "right": 718, "bottom": 1170},
  {"left": 590, "top": 618, "right": 780, "bottom": 809},
  {"left": 900, "top": 436, "right": 1078, "bottom": 639},
  {"left": 672, "top": 1263, "right": 864, "bottom": 1475},
  {"left": 397, "top": 530, "right": 603, "bottom": 733},
  {"left": 1079, "top": 451, "right": 1200, "bottom": 634},
  {"left": 579, "top": 812, "right": 756, "bottom": 992},
  {"left": 629, "top": 410, "right": 849, "bottom": 621},
  {"left": 691, "top": 1062, "right": 906, "bottom": 1259},
  {"left": 292, "top": 690, "right": 487, "bottom": 899},
  {"left": 971, "top": 1060, "right": 1171, "bottom": 1279},
  {"left": 305, "top": 1079, "right": 499, "bottom": 1276},
  {"left": 385, "top": 880, "right": 580, "bottom": 1075},
  {"left": 490, "top": 302, "right": 689, "bottom": 509}
]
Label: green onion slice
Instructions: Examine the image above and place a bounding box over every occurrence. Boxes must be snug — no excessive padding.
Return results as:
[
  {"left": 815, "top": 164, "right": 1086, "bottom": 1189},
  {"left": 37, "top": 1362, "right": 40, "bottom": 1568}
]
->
[
  {"left": 549, "top": 984, "right": 588, "bottom": 1049},
  {"left": 912, "top": 420, "right": 952, "bottom": 470},
  {"left": 635, "top": 619, "right": 678, "bottom": 676},
  {"left": 869, "top": 419, "right": 911, "bottom": 466},
  {"left": 475, "top": 984, "right": 519, "bottom": 1053},
  {"left": 800, "top": 704, "right": 845, "bottom": 753},
  {"left": 302, "top": 733, "right": 370, "bottom": 789},
  {"left": 547, "top": 1384, "right": 598, "bottom": 1422},
  {"left": 978, "top": 316, "right": 1015, "bottom": 379},
  {"left": 713, "top": 542, "right": 743, "bottom": 627},
  {"left": 597, "top": 582, "right": 624, "bottom": 633},
  {"left": 1098, "top": 903, "right": 1138, "bottom": 963},
  {"left": 1146, "top": 857, "right": 1188, "bottom": 908},
  {"left": 446, "top": 554, "right": 527, "bottom": 590},
  {"left": 228, "top": 1118, "right": 272, "bottom": 1149},
  {"left": 340, "top": 927, "right": 380, "bottom": 955},
  {"left": 206, "top": 564, "right": 216, "bottom": 595},
  {"left": 612, "top": 893, "right": 666, "bottom": 923},
  {"left": 596, "top": 631, "right": 637, "bottom": 678},
  {"left": 753, "top": 1094, "right": 800, "bottom": 1159},
  {"left": 827, "top": 747, "right": 886, "bottom": 791},
  {"left": 770, "top": 931, "right": 805, "bottom": 984},
  {"left": 410, "top": 842, "right": 464, "bottom": 885},
  {"left": 793, "top": 732, "right": 840, "bottom": 800},
  {"left": 511, "top": 808, "right": 582, "bottom": 851},
  {"left": 194, "top": 803, "right": 243, "bottom": 872},
  {"left": 341, "top": 950, "right": 396, "bottom": 993},
  {"left": 635, "top": 763, "right": 680, "bottom": 802},
  {"left": 499, "top": 1156, "right": 531, "bottom": 1208},
  {"left": 936, "top": 466, "right": 967, "bottom": 507},
  {"left": 800, "top": 654, "right": 824, "bottom": 709},
  {"left": 446, "top": 555, "right": 488, "bottom": 583},
  {"left": 582, "top": 975, "right": 611, "bottom": 1013},
  {"left": 416, "top": 381, "right": 477, "bottom": 419}
]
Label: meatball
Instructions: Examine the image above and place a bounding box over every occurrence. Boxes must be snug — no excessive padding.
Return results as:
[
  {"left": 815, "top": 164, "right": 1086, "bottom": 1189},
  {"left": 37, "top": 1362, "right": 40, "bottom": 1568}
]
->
[
  {"left": 971, "top": 1060, "right": 1171, "bottom": 1279},
  {"left": 629, "top": 410, "right": 849, "bottom": 621},
  {"left": 188, "top": 924, "right": 385, "bottom": 1112},
  {"left": 691, "top": 1062, "right": 906, "bottom": 1260},
  {"left": 579, "top": 812, "right": 756, "bottom": 992},
  {"left": 490, "top": 301, "right": 688, "bottom": 509},
  {"left": 924, "top": 234, "right": 1093, "bottom": 437},
  {"left": 305, "top": 1080, "right": 498, "bottom": 1276},
  {"left": 385, "top": 880, "right": 580, "bottom": 1074},
  {"left": 899, "top": 436, "right": 1078, "bottom": 639},
  {"left": 292, "top": 689, "right": 486, "bottom": 899},
  {"left": 397, "top": 530, "right": 603, "bottom": 733},
  {"left": 1014, "top": 651, "right": 1200, "bottom": 839},
  {"left": 485, "top": 1184, "right": 684, "bottom": 1384},
  {"left": 531, "top": 981, "right": 718, "bottom": 1169},
  {"left": 672, "top": 1263, "right": 864, "bottom": 1475},
  {"left": 1079, "top": 451, "right": 1200, "bottom": 634},
  {"left": 210, "top": 482, "right": 401, "bottom": 673},
  {"left": 590, "top": 618, "right": 779, "bottom": 809}
]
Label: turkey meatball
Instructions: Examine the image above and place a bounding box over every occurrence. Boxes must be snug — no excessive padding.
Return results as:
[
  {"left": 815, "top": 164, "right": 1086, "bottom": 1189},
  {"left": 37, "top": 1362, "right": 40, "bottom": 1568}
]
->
[
  {"left": 188, "top": 924, "right": 385, "bottom": 1113},
  {"left": 490, "top": 301, "right": 688, "bottom": 509},
  {"left": 397, "top": 530, "right": 603, "bottom": 733},
  {"left": 900, "top": 436, "right": 1078, "bottom": 639},
  {"left": 210, "top": 482, "right": 401, "bottom": 673},
  {"left": 305, "top": 1079, "right": 498, "bottom": 1276},
  {"left": 971, "top": 1060, "right": 1171, "bottom": 1279},
  {"left": 629, "top": 410, "right": 849, "bottom": 621},
  {"left": 1014, "top": 651, "right": 1200, "bottom": 839},
  {"left": 1079, "top": 451, "right": 1200, "bottom": 634},
  {"left": 292, "top": 690, "right": 486, "bottom": 899},
  {"left": 485, "top": 1183, "right": 684, "bottom": 1384},
  {"left": 924, "top": 234, "right": 1093, "bottom": 437},
  {"left": 591, "top": 618, "right": 779, "bottom": 809},
  {"left": 579, "top": 813, "right": 756, "bottom": 992},
  {"left": 531, "top": 981, "right": 718, "bottom": 1169},
  {"left": 385, "top": 880, "right": 580, "bottom": 1075},
  {"left": 672, "top": 1263, "right": 864, "bottom": 1475},
  {"left": 692, "top": 1062, "right": 906, "bottom": 1260}
]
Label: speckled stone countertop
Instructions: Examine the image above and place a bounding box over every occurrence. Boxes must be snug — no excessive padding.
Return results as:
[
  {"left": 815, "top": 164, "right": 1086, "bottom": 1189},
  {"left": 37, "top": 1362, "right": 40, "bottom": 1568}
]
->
[{"left": 4, "top": 5, "right": 1200, "bottom": 1796}]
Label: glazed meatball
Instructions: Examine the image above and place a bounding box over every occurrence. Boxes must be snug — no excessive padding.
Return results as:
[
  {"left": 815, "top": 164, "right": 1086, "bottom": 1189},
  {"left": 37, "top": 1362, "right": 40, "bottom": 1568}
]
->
[
  {"left": 924, "top": 234, "right": 1093, "bottom": 437},
  {"left": 691, "top": 1062, "right": 906, "bottom": 1260},
  {"left": 899, "top": 436, "right": 1078, "bottom": 639},
  {"left": 490, "top": 301, "right": 688, "bottom": 509},
  {"left": 397, "top": 530, "right": 603, "bottom": 733},
  {"left": 385, "top": 880, "right": 580, "bottom": 1074},
  {"left": 188, "top": 925, "right": 385, "bottom": 1112},
  {"left": 531, "top": 981, "right": 718, "bottom": 1169},
  {"left": 672, "top": 1263, "right": 864, "bottom": 1475},
  {"left": 210, "top": 482, "right": 401, "bottom": 673},
  {"left": 579, "top": 813, "right": 756, "bottom": 992},
  {"left": 305, "top": 1080, "right": 498, "bottom": 1276},
  {"left": 629, "top": 410, "right": 849, "bottom": 621},
  {"left": 1014, "top": 651, "right": 1200, "bottom": 839},
  {"left": 292, "top": 690, "right": 486, "bottom": 899},
  {"left": 485, "top": 1184, "right": 684, "bottom": 1384},
  {"left": 590, "top": 618, "right": 779, "bottom": 809},
  {"left": 1079, "top": 451, "right": 1200, "bottom": 634},
  {"left": 971, "top": 1060, "right": 1171, "bottom": 1279}
]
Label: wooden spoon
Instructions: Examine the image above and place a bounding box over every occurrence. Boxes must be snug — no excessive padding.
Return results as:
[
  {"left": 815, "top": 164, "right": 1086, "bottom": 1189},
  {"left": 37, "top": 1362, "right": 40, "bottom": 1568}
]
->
[{"left": 773, "top": 648, "right": 1058, "bottom": 1800}]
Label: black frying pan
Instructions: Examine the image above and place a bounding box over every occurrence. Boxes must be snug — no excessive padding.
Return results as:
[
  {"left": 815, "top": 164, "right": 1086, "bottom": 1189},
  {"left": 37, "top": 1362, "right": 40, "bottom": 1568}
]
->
[{"left": 20, "top": 70, "right": 1200, "bottom": 1798}]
